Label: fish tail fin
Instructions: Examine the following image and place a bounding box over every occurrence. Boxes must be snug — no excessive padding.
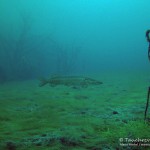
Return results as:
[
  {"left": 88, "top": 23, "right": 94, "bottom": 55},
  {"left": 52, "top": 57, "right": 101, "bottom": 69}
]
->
[{"left": 39, "top": 77, "right": 48, "bottom": 87}]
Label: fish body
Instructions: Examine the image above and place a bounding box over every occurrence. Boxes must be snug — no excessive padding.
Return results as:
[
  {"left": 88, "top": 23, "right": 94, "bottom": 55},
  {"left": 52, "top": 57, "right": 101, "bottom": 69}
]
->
[{"left": 39, "top": 76, "right": 103, "bottom": 87}]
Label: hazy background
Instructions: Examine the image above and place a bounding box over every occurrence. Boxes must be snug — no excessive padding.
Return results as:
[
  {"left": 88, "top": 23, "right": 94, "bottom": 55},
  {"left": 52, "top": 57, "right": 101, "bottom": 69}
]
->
[{"left": 0, "top": 0, "right": 150, "bottom": 81}]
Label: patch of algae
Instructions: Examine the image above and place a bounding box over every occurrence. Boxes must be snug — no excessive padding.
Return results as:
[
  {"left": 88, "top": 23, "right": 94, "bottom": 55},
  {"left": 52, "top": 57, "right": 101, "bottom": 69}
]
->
[{"left": 0, "top": 72, "right": 150, "bottom": 149}]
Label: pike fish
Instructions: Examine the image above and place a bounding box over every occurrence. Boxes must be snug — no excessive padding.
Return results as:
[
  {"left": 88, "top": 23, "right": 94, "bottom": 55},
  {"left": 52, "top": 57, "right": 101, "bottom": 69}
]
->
[{"left": 39, "top": 76, "right": 103, "bottom": 87}]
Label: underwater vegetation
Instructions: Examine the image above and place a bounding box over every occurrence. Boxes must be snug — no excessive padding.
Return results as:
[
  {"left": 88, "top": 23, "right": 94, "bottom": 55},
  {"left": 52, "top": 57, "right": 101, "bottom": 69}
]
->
[
  {"left": 0, "top": 14, "right": 36, "bottom": 81},
  {"left": 0, "top": 73, "right": 150, "bottom": 150}
]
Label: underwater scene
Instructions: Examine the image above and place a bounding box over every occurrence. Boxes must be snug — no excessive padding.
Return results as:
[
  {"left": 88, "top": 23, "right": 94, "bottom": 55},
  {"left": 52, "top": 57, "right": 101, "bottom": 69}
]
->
[{"left": 1, "top": 0, "right": 150, "bottom": 150}]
